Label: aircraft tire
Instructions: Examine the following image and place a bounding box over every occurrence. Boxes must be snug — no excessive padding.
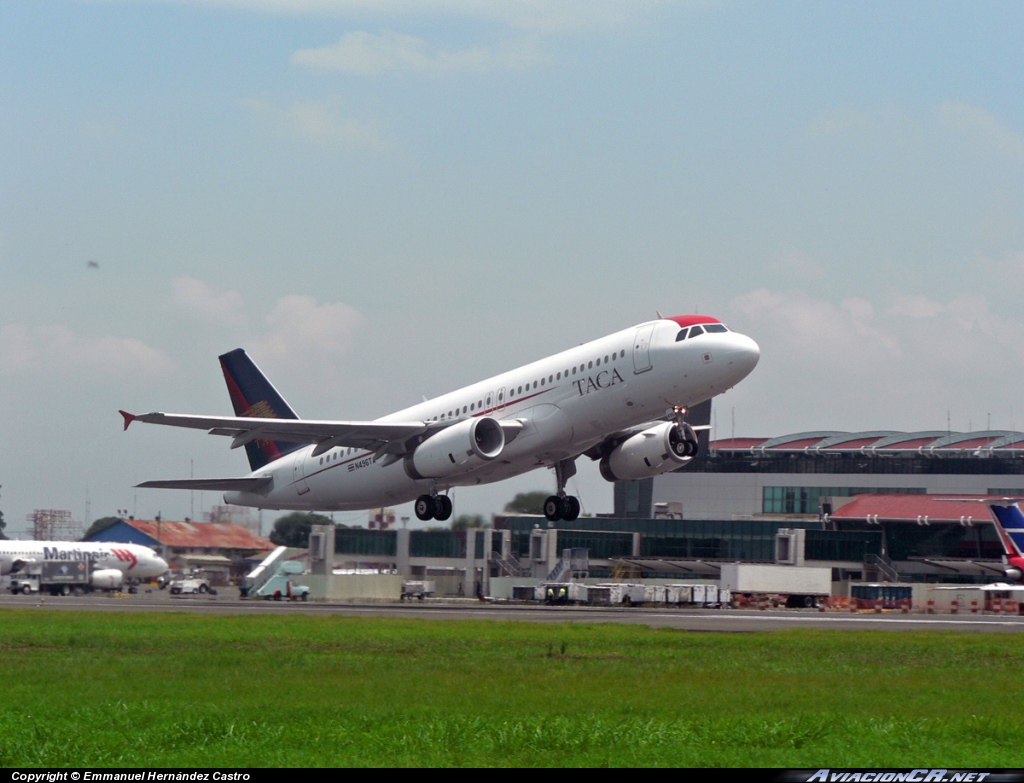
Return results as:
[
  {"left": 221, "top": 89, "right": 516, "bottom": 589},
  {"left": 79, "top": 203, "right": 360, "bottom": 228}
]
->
[
  {"left": 415, "top": 495, "right": 436, "bottom": 521},
  {"left": 544, "top": 496, "right": 564, "bottom": 522},
  {"left": 563, "top": 496, "right": 581, "bottom": 521},
  {"left": 434, "top": 495, "right": 453, "bottom": 521}
]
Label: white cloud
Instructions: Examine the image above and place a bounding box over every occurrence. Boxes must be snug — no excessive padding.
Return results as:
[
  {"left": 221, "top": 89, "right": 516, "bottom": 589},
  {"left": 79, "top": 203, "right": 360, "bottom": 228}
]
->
[
  {"left": 241, "top": 97, "right": 385, "bottom": 148},
  {"left": 726, "top": 289, "right": 1024, "bottom": 432},
  {"left": 251, "top": 294, "right": 364, "bottom": 367},
  {"left": 292, "top": 30, "right": 547, "bottom": 74},
  {"left": 807, "top": 102, "right": 1024, "bottom": 167},
  {"left": 0, "top": 323, "right": 174, "bottom": 378},
  {"left": 731, "top": 288, "right": 900, "bottom": 358},
  {"left": 889, "top": 294, "right": 945, "bottom": 320},
  {"left": 935, "top": 102, "right": 1024, "bottom": 165},
  {"left": 171, "top": 276, "right": 246, "bottom": 328}
]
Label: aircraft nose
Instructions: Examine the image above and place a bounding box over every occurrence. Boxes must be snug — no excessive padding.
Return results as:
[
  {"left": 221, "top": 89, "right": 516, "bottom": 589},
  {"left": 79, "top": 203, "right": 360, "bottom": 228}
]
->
[
  {"left": 719, "top": 332, "right": 760, "bottom": 381},
  {"left": 734, "top": 333, "right": 760, "bottom": 374}
]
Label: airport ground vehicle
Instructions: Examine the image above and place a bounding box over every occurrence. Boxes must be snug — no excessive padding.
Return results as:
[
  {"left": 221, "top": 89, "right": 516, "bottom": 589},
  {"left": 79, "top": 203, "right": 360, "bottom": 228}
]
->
[
  {"left": 7, "top": 560, "right": 127, "bottom": 595},
  {"left": 240, "top": 547, "right": 310, "bottom": 601},
  {"left": 168, "top": 573, "right": 214, "bottom": 595},
  {"left": 719, "top": 564, "right": 831, "bottom": 608},
  {"left": 255, "top": 561, "right": 310, "bottom": 601},
  {"left": 400, "top": 580, "right": 435, "bottom": 601}
]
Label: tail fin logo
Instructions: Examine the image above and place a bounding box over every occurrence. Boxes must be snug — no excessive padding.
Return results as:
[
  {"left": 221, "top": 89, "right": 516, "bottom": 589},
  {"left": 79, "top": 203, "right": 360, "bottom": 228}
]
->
[
  {"left": 243, "top": 400, "right": 276, "bottom": 419},
  {"left": 219, "top": 348, "right": 303, "bottom": 472}
]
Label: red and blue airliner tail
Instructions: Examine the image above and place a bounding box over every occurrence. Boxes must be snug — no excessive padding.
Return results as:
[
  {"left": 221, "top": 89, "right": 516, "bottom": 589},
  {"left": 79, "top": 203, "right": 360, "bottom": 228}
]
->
[
  {"left": 219, "top": 348, "right": 304, "bottom": 472},
  {"left": 989, "top": 503, "right": 1024, "bottom": 558}
]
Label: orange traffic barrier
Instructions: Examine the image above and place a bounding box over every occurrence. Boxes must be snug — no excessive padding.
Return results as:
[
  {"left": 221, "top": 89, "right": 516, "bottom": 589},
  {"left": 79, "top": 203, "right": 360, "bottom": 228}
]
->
[{"left": 951, "top": 599, "right": 958, "bottom": 615}]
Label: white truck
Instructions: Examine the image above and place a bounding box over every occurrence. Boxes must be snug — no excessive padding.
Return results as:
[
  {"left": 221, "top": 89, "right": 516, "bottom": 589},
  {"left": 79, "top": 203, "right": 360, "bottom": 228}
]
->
[
  {"left": 719, "top": 564, "right": 831, "bottom": 608},
  {"left": 8, "top": 561, "right": 126, "bottom": 596}
]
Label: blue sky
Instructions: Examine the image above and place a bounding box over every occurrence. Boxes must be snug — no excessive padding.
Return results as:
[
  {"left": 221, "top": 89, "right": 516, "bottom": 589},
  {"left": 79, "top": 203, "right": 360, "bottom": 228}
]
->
[{"left": 2, "top": 1, "right": 1023, "bottom": 534}]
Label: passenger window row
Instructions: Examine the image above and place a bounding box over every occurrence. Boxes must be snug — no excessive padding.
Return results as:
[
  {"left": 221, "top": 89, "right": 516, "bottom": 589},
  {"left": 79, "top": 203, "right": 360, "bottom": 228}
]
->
[{"left": 320, "top": 347, "right": 631, "bottom": 464}]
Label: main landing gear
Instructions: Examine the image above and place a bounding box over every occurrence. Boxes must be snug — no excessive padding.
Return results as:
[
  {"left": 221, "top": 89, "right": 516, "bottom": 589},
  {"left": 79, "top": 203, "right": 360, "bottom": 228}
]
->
[
  {"left": 415, "top": 493, "right": 453, "bottom": 522},
  {"left": 544, "top": 458, "right": 581, "bottom": 522}
]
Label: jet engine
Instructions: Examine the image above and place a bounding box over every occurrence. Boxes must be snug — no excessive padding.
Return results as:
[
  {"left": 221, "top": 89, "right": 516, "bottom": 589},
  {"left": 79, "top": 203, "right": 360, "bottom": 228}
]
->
[
  {"left": 0, "top": 558, "right": 25, "bottom": 576},
  {"left": 404, "top": 417, "right": 505, "bottom": 480},
  {"left": 599, "top": 422, "right": 698, "bottom": 482},
  {"left": 1005, "top": 565, "right": 1023, "bottom": 583},
  {"left": 91, "top": 568, "right": 124, "bottom": 591}
]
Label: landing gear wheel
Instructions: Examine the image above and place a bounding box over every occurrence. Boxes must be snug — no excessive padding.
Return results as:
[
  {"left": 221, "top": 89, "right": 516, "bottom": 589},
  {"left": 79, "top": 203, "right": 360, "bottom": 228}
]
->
[
  {"left": 544, "top": 495, "right": 565, "bottom": 522},
  {"left": 415, "top": 494, "right": 437, "bottom": 521},
  {"left": 563, "top": 496, "right": 581, "bottom": 521},
  {"left": 434, "top": 495, "right": 453, "bottom": 521},
  {"left": 683, "top": 438, "right": 698, "bottom": 457}
]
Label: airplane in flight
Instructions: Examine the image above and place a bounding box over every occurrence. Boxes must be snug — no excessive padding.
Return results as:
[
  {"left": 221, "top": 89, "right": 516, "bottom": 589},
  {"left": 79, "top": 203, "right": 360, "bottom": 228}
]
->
[
  {"left": 120, "top": 314, "right": 760, "bottom": 522},
  {"left": 0, "top": 540, "right": 169, "bottom": 591}
]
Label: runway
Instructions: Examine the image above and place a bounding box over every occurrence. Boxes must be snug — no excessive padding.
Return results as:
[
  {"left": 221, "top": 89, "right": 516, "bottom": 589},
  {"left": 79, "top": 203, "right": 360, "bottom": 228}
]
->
[{"left": 2, "top": 591, "right": 1023, "bottom": 632}]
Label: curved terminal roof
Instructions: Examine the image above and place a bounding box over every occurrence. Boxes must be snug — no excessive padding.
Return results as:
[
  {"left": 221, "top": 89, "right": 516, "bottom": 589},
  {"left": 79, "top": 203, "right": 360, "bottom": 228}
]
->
[{"left": 710, "top": 431, "right": 1024, "bottom": 457}]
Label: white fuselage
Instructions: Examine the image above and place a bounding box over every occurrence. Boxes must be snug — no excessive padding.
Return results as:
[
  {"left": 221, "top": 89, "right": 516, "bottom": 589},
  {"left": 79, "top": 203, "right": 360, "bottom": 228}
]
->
[
  {"left": 0, "top": 541, "right": 169, "bottom": 578},
  {"left": 225, "top": 318, "right": 759, "bottom": 511}
]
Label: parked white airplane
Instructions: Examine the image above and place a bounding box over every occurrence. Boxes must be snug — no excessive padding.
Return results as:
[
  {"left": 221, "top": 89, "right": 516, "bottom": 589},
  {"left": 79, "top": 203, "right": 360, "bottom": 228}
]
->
[
  {"left": 0, "top": 541, "right": 169, "bottom": 586},
  {"left": 121, "top": 314, "right": 759, "bottom": 522}
]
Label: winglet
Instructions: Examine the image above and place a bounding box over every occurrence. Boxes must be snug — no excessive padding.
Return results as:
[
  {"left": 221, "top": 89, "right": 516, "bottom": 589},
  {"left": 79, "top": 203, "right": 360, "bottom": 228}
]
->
[{"left": 119, "top": 410, "right": 136, "bottom": 431}]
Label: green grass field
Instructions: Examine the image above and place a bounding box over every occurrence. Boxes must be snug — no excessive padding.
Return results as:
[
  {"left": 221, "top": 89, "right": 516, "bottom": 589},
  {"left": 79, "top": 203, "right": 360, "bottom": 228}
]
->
[{"left": 0, "top": 609, "right": 1019, "bottom": 767}]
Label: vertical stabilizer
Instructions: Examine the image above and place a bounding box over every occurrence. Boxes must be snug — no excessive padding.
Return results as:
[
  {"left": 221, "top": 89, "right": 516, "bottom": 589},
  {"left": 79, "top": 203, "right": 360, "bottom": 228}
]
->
[
  {"left": 219, "top": 348, "right": 304, "bottom": 471},
  {"left": 990, "top": 504, "right": 1024, "bottom": 558}
]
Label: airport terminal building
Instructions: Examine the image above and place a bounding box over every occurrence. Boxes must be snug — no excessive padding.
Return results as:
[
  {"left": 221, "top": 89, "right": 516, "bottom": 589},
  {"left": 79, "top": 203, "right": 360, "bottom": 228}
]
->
[{"left": 642, "top": 430, "right": 1024, "bottom": 520}]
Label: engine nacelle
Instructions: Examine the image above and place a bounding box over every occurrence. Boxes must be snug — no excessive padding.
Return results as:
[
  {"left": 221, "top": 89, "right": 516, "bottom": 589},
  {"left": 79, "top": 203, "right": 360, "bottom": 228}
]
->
[
  {"left": 599, "top": 422, "right": 697, "bottom": 482},
  {"left": 404, "top": 417, "right": 505, "bottom": 480},
  {"left": 91, "top": 568, "right": 124, "bottom": 590},
  {"left": 1005, "top": 566, "right": 1023, "bottom": 582}
]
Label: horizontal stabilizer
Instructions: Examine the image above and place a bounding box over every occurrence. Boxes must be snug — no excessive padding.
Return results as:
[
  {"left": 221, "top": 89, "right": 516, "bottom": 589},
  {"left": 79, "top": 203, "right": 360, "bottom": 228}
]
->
[{"left": 135, "top": 477, "right": 273, "bottom": 493}]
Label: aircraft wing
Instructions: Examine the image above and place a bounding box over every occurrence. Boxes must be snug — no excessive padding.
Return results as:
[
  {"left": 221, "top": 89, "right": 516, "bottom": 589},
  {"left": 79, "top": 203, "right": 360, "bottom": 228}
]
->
[
  {"left": 121, "top": 410, "right": 431, "bottom": 455},
  {"left": 135, "top": 477, "right": 274, "bottom": 492},
  {"left": 120, "top": 410, "right": 523, "bottom": 459}
]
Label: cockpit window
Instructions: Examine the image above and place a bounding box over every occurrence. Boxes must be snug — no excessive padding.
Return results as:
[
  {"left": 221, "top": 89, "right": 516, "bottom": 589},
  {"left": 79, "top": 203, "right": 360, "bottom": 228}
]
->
[
  {"left": 689, "top": 325, "right": 705, "bottom": 337},
  {"left": 704, "top": 324, "right": 728, "bottom": 333},
  {"left": 675, "top": 329, "right": 688, "bottom": 342}
]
